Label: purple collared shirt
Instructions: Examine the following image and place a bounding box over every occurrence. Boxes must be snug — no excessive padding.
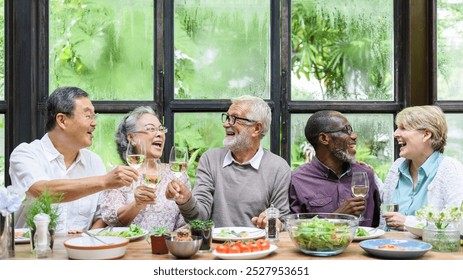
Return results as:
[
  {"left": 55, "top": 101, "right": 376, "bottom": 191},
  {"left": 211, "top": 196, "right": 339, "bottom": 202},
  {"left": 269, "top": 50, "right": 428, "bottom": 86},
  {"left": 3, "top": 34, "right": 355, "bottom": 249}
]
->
[{"left": 289, "top": 157, "right": 381, "bottom": 227}]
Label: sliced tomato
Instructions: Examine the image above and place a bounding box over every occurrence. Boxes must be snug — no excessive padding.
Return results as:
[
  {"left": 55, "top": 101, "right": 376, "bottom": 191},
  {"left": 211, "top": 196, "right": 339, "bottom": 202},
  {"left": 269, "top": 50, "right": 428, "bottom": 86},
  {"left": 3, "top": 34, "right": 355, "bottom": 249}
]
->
[
  {"left": 257, "top": 240, "right": 270, "bottom": 251},
  {"left": 216, "top": 244, "right": 229, "bottom": 254},
  {"left": 237, "top": 243, "right": 251, "bottom": 253},
  {"left": 248, "top": 242, "right": 261, "bottom": 252},
  {"left": 228, "top": 244, "right": 240, "bottom": 254}
]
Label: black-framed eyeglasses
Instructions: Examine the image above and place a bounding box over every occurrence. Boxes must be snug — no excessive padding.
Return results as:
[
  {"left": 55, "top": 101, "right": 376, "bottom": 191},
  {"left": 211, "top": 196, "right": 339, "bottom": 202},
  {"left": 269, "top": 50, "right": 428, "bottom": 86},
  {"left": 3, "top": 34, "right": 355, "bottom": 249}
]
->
[
  {"left": 221, "top": 113, "right": 256, "bottom": 125},
  {"left": 323, "top": 125, "right": 353, "bottom": 135},
  {"left": 134, "top": 125, "right": 168, "bottom": 134}
]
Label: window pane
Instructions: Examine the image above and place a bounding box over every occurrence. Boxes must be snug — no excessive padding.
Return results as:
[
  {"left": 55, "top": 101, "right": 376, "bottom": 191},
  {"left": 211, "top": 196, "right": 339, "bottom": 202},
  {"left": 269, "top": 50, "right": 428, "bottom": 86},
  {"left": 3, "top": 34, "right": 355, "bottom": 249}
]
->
[
  {"left": 291, "top": 113, "right": 394, "bottom": 181},
  {"left": 0, "top": 115, "right": 4, "bottom": 185},
  {"left": 174, "top": 0, "right": 270, "bottom": 99},
  {"left": 0, "top": 0, "right": 4, "bottom": 100},
  {"left": 87, "top": 114, "right": 125, "bottom": 171},
  {"left": 174, "top": 113, "right": 270, "bottom": 183},
  {"left": 49, "top": 0, "right": 154, "bottom": 100},
  {"left": 291, "top": 0, "right": 394, "bottom": 101},
  {"left": 437, "top": 0, "right": 463, "bottom": 100},
  {"left": 445, "top": 114, "right": 463, "bottom": 159}
]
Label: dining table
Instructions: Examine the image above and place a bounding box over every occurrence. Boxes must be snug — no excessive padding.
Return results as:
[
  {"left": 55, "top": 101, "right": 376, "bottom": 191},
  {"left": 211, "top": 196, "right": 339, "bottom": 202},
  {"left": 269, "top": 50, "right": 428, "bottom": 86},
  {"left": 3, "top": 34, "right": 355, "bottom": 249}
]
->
[{"left": 8, "top": 230, "right": 463, "bottom": 260}]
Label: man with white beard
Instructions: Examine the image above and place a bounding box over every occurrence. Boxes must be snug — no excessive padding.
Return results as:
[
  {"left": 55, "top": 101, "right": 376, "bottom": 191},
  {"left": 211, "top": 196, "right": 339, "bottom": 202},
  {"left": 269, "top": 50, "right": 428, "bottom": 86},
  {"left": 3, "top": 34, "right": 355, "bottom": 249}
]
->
[
  {"left": 166, "top": 96, "right": 291, "bottom": 229},
  {"left": 289, "top": 110, "right": 381, "bottom": 227}
]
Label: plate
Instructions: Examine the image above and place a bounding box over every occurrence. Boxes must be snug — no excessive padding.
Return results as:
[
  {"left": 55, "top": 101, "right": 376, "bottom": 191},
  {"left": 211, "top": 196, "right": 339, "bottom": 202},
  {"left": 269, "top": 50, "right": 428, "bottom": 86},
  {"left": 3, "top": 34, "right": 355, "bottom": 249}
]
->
[
  {"left": 15, "top": 228, "right": 31, "bottom": 244},
  {"left": 404, "top": 222, "right": 424, "bottom": 237},
  {"left": 83, "top": 227, "right": 147, "bottom": 241},
  {"left": 212, "top": 244, "right": 277, "bottom": 260},
  {"left": 359, "top": 239, "right": 432, "bottom": 259},
  {"left": 353, "top": 227, "right": 385, "bottom": 241},
  {"left": 212, "top": 227, "right": 266, "bottom": 241}
]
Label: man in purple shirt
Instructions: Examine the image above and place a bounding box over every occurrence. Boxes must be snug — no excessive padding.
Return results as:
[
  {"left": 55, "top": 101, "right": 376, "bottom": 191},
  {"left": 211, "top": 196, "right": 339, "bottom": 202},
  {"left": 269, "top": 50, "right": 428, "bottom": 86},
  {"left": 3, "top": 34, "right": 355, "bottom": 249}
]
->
[{"left": 289, "top": 110, "right": 381, "bottom": 227}]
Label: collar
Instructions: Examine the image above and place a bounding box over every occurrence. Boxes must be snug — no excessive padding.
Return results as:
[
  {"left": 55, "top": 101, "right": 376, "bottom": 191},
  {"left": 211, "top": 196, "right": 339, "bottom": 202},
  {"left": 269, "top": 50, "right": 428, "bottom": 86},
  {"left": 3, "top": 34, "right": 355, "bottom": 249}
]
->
[
  {"left": 312, "top": 156, "right": 352, "bottom": 179},
  {"left": 399, "top": 150, "right": 442, "bottom": 177},
  {"left": 222, "top": 146, "right": 264, "bottom": 170},
  {"left": 41, "top": 133, "right": 85, "bottom": 166}
]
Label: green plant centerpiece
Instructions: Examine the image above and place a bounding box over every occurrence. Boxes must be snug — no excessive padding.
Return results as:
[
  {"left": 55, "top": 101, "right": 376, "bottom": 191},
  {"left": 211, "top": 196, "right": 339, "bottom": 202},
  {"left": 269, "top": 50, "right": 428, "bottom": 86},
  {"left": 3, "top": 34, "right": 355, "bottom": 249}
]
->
[
  {"left": 148, "top": 226, "right": 170, "bottom": 254},
  {"left": 24, "top": 189, "right": 63, "bottom": 250},
  {"left": 188, "top": 219, "right": 214, "bottom": 252},
  {"left": 416, "top": 205, "right": 462, "bottom": 252}
]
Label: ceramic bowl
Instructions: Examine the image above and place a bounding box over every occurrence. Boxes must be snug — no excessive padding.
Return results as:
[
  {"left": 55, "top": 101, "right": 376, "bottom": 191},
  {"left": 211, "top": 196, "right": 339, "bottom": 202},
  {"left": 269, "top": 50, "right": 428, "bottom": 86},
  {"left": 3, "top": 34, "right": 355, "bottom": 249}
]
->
[
  {"left": 165, "top": 236, "right": 202, "bottom": 258},
  {"left": 286, "top": 213, "right": 359, "bottom": 256},
  {"left": 63, "top": 236, "right": 129, "bottom": 260}
]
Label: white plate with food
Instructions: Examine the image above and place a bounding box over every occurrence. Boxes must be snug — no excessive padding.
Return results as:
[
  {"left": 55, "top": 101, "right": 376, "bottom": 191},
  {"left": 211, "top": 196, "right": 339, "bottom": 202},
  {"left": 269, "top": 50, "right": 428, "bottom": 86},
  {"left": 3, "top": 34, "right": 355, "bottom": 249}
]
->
[
  {"left": 359, "top": 239, "right": 432, "bottom": 259},
  {"left": 83, "top": 225, "right": 147, "bottom": 241},
  {"left": 404, "top": 222, "right": 425, "bottom": 237},
  {"left": 212, "top": 244, "right": 277, "bottom": 260},
  {"left": 15, "top": 228, "right": 31, "bottom": 244},
  {"left": 353, "top": 226, "right": 385, "bottom": 241},
  {"left": 212, "top": 227, "right": 266, "bottom": 241}
]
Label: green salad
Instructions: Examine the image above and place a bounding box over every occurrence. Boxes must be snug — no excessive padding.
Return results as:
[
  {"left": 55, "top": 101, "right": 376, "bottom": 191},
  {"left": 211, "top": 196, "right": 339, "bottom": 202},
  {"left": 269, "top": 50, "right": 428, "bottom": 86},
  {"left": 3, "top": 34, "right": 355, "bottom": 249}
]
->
[
  {"left": 99, "top": 225, "right": 145, "bottom": 237},
  {"left": 291, "top": 216, "right": 352, "bottom": 251},
  {"left": 355, "top": 227, "right": 369, "bottom": 237}
]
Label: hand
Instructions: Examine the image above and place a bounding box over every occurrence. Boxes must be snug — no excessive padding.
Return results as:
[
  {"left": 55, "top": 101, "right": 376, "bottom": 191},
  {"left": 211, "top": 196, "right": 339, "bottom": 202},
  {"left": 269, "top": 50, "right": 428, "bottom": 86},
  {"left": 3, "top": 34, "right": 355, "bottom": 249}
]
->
[
  {"left": 383, "top": 212, "right": 406, "bottom": 231},
  {"left": 103, "top": 165, "right": 139, "bottom": 189},
  {"left": 134, "top": 185, "right": 157, "bottom": 207},
  {"left": 251, "top": 211, "right": 282, "bottom": 231},
  {"left": 165, "top": 179, "right": 191, "bottom": 204},
  {"left": 67, "top": 229, "right": 83, "bottom": 234},
  {"left": 335, "top": 197, "right": 365, "bottom": 216}
]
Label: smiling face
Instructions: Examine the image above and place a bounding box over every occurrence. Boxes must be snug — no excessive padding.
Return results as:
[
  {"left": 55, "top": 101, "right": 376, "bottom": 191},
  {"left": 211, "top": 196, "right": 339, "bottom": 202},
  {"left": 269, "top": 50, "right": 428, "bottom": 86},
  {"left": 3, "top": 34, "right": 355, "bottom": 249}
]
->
[
  {"left": 393, "top": 124, "right": 428, "bottom": 161},
  {"left": 66, "top": 97, "right": 96, "bottom": 149},
  {"left": 328, "top": 115, "right": 357, "bottom": 163},
  {"left": 130, "top": 113, "right": 165, "bottom": 159},
  {"left": 222, "top": 102, "right": 257, "bottom": 153}
]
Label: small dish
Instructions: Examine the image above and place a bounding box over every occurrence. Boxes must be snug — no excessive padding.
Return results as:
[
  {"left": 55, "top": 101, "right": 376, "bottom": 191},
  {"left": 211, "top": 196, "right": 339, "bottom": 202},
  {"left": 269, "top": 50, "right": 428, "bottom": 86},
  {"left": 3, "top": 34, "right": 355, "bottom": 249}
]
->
[
  {"left": 83, "top": 227, "right": 147, "bottom": 241},
  {"left": 404, "top": 222, "right": 424, "bottom": 237},
  {"left": 15, "top": 228, "right": 31, "bottom": 244},
  {"left": 213, "top": 227, "right": 266, "bottom": 241},
  {"left": 353, "top": 227, "right": 385, "bottom": 241},
  {"left": 212, "top": 244, "right": 277, "bottom": 260},
  {"left": 359, "top": 239, "right": 432, "bottom": 259}
]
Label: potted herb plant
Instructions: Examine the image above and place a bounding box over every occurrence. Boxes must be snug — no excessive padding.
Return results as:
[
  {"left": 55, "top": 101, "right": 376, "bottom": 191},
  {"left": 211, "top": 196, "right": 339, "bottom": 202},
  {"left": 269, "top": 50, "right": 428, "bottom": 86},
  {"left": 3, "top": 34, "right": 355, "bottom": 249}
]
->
[
  {"left": 148, "top": 226, "right": 170, "bottom": 254},
  {"left": 24, "top": 189, "right": 62, "bottom": 251},
  {"left": 189, "top": 219, "right": 214, "bottom": 252}
]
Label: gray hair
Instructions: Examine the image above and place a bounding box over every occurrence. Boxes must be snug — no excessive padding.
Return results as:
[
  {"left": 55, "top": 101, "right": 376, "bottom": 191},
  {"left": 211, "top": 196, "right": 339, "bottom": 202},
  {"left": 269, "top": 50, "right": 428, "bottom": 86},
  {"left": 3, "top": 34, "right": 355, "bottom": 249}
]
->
[
  {"left": 115, "top": 106, "right": 159, "bottom": 162},
  {"left": 231, "top": 95, "right": 271, "bottom": 138},
  {"left": 46, "top": 87, "right": 89, "bottom": 132}
]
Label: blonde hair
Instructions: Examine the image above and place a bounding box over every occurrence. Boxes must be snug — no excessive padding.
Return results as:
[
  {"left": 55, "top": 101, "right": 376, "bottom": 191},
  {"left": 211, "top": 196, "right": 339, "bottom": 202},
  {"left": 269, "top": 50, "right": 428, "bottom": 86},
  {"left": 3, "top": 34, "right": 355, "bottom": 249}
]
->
[{"left": 396, "top": 105, "right": 447, "bottom": 153}]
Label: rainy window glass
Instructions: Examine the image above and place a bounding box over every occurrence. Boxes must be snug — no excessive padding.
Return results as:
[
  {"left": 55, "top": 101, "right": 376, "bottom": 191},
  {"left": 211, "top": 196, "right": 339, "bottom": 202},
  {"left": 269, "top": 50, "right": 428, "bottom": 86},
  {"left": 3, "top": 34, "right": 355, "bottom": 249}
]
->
[
  {"left": 291, "top": 0, "right": 394, "bottom": 101},
  {"left": 49, "top": 0, "right": 154, "bottom": 100},
  {"left": 174, "top": 0, "right": 270, "bottom": 99},
  {"left": 437, "top": 0, "right": 463, "bottom": 100}
]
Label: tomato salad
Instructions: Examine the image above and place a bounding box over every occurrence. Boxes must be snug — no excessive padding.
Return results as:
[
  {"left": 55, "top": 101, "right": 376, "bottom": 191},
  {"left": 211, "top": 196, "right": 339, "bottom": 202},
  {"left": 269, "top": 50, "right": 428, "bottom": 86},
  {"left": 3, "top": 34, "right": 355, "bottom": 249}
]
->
[{"left": 215, "top": 239, "right": 271, "bottom": 254}]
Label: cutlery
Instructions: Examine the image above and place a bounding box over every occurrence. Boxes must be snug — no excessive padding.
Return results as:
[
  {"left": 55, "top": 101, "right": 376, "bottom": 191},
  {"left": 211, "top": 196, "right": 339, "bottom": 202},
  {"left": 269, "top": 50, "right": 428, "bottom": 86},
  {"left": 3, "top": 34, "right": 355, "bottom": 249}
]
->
[{"left": 83, "top": 229, "right": 110, "bottom": 245}]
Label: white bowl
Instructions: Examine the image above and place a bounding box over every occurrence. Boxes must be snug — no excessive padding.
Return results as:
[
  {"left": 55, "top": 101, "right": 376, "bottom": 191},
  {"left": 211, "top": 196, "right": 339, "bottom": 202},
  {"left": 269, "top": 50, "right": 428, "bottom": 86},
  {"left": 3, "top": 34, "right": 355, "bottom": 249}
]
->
[
  {"left": 64, "top": 236, "right": 129, "bottom": 260},
  {"left": 404, "top": 222, "right": 424, "bottom": 237}
]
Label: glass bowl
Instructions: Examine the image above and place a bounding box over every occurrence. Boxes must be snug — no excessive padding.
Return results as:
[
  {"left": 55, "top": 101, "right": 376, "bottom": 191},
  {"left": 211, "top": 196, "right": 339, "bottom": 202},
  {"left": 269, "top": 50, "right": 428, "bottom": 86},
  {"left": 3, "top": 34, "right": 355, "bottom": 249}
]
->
[{"left": 286, "top": 213, "right": 359, "bottom": 256}]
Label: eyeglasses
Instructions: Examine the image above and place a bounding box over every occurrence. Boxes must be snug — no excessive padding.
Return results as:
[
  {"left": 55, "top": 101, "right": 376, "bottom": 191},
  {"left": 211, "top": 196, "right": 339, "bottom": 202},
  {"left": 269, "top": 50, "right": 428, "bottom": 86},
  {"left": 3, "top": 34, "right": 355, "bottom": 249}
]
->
[
  {"left": 135, "top": 125, "right": 168, "bottom": 134},
  {"left": 221, "top": 113, "right": 256, "bottom": 125},
  {"left": 323, "top": 125, "right": 353, "bottom": 136}
]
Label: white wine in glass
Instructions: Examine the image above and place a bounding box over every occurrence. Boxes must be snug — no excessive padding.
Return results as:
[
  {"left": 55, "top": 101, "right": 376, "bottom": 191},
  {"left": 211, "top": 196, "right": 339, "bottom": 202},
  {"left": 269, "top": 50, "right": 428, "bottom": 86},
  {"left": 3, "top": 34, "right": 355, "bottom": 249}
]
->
[
  {"left": 126, "top": 138, "right": 146, "bottom": 169},
  {"left": 169, "top": 146, "right": 189, "bottom": 181},
  {"left": 143, "top": 158, "right": 163, "bottom": 189},
  {"left": 351, "top": 171, "right": 369, "bottom": 221}
]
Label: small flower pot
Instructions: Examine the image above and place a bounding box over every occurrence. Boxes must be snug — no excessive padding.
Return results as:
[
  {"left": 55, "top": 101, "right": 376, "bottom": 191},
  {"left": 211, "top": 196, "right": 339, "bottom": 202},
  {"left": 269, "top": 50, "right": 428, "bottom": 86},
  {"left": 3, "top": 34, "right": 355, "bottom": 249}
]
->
[
  {"left": 150, "top": 235, "right": 169, "bottom": 254},
  {"left": 191, "top": 229, "right": 213, "bottom": 252}
]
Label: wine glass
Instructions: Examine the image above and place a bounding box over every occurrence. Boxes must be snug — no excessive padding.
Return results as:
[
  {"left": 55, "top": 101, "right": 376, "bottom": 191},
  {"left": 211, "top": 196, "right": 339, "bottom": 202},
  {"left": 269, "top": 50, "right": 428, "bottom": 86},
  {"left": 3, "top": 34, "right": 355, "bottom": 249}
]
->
[
  {"left": 125, "top": 138, "right": 146, "bottom": 170},
  {"left": 169, "top": 146, "right": 189, "bottom": 184},
  {"left": 351, "top": 171, "right": 369, "bottom": 221},
  {"left": 143, "top": 158, "right": 163, "bottom": 189}
]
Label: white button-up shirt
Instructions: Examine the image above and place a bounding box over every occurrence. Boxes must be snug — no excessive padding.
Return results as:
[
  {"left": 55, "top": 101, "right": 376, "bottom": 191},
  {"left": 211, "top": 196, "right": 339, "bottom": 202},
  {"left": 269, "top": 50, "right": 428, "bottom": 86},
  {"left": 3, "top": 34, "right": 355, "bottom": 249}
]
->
[{"left": 9, "top": 133, "right": 106, "bottom": 233}]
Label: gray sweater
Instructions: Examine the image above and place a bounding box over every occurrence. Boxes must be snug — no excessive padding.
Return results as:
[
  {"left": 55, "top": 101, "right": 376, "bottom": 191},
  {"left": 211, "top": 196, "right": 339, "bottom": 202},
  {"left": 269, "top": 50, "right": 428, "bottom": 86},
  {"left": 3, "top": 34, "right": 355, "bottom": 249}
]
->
[{"left": 178, "top": 147, "right": 291, "bottom": 228}]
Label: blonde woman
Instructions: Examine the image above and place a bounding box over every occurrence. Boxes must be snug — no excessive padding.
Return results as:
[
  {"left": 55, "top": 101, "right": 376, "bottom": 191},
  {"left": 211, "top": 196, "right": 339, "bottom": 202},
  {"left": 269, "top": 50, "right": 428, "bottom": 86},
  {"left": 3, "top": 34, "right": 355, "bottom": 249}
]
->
[{"left": 381, "top": 105, "right": 463, "bottom": 231}]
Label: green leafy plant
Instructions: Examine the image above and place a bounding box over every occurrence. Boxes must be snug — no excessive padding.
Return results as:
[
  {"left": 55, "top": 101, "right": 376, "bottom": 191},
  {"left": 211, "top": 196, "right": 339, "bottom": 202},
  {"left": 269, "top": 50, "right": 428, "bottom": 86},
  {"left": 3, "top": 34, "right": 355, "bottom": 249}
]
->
[
  {"left": 188, "top": 219, "right": 214, "bottom": 231},
  {"left": 416, "top": 205, "right": 462, "bottom": 230},
  {"left": 149, "top": 226, "right": 170, "bottom": 237},
  {"left": 25, "top": 189, "right": 63, "bottom": 230}
]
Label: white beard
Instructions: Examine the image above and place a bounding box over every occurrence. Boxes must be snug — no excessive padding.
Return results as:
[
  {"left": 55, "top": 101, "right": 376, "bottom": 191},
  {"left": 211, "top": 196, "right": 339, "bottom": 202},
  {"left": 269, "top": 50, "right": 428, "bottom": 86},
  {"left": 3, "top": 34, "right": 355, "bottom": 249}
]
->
[{"left": 223, "top": 130, "right": 252, "bottom": 153}]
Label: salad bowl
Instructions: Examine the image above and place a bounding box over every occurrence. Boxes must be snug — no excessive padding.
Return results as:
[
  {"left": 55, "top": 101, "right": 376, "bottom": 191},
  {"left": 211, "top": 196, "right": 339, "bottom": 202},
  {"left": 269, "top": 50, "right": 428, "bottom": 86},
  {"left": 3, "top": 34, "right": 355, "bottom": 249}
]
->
[{"left": 286, "top": 213, "right": 359, "bottom": 256}]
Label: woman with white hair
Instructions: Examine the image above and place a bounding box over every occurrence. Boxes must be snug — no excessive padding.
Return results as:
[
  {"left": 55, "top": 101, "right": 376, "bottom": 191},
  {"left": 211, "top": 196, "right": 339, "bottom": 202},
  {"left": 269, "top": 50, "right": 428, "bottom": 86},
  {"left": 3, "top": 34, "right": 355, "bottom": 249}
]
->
[{"left": 381, "top": 105, "right": 463, "bottom": 231}]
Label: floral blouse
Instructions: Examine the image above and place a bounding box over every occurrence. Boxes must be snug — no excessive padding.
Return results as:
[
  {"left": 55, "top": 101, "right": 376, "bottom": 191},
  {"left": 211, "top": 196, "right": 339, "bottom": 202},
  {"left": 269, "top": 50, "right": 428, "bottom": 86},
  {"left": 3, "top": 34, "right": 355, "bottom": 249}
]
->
[{"left": 100, "top": 163, "right": 188, "bottom": 232}]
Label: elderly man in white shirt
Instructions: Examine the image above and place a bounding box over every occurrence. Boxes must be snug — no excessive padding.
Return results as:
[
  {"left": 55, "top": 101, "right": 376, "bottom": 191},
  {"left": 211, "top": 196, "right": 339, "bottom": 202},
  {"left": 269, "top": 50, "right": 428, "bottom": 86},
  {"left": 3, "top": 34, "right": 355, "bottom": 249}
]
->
[{"left": 9, "top": 87, "right": 139, "bottom": 233}]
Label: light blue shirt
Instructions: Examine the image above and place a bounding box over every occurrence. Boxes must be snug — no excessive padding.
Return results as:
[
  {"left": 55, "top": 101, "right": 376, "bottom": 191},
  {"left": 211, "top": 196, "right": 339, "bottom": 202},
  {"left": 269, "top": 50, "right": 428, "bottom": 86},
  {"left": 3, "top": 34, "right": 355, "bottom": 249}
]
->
[{"left": 392, "top": 151, "right": 443, "bottom": 215}]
